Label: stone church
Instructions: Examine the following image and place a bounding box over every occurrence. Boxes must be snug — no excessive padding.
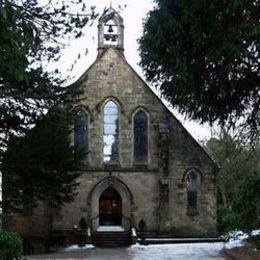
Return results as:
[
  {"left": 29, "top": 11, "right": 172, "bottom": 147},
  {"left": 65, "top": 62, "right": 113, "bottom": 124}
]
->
[{"left": 8, "top": 7, "right": 217, "bottom": 251}]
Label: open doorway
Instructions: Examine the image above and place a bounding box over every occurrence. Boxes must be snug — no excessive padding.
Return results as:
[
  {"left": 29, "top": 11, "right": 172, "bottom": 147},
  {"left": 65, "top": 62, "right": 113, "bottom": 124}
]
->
[{"left": 99, "top": 187, "right": 122, "bottom": 226}]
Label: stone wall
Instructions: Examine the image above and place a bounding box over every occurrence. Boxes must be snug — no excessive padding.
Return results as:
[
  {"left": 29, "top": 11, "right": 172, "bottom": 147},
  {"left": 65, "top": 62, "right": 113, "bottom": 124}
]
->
[
  {"left": 53, "top": 48, "right": 217, "bottom": 237},
  {"left": 8, "top": 47, "right": 217, "bottom": 243}
]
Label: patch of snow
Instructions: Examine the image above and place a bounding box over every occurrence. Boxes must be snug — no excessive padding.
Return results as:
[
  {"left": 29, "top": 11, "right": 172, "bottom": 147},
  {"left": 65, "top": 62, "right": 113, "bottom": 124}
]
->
[
  {"left": 224, "top": 239, "right": 246, "bottom": 249},
  {"left": 225, "top": 230, "right": 248, "bottom": 241},
  {"left": 97, "top": 226, "right": 124, "bottom": 232},
  {"left": 251, "top": 230, "right": 260, "bottom": 236},
  {"left": 222, "top": 229, "right": 260, "bottom": 249},
  {"left": 62, "top": 244, "right": 95, "bottom": 252},
  {"left": 224, "top": 230, "right": 249, "bottom": 249},
  {"left": 128, "top": 243, "right": 225, "bottom": 259},
  {"left": 132, "top": 227, "right": 137, "bottom": 237},
  {"left": 27, "top": 243, "right": 226, "bottom": 259}
]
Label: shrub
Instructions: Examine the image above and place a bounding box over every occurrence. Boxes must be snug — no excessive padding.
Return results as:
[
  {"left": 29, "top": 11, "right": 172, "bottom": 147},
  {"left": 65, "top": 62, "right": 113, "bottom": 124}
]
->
[
  {"left": 233, "top": 170, "right": 260, "bottom": 232},
  {"left": 218, "top": 205, "right": 238, "bottom": 232},
  {"left": 0, "top": 231, "right": 23, "bottom": 260}
]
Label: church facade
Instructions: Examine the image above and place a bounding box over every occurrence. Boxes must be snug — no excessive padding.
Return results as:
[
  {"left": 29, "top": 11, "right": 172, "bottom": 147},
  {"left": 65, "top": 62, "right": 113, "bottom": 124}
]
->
[{"left": 8, "top": 7, "right": 217, "bottom": 251}]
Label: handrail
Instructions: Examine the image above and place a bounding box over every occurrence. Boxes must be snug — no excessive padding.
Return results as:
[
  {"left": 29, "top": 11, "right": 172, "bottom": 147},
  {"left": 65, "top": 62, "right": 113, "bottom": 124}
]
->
[
  {"left": 86, "top": 213, "right": 136, "bottom": 245},
  {"left": 122, "top": 214, "right": 132, "bottom": 232},
  {"left": 87, "top": 214, "right": 99, "bottom": 230},
  {"left": 122, "top": 215, "right": 136, "bottom": 244},
  {"left": 86, "top": 226, "right": 92, "bottom": 244},
  {"left": 86, "top": 214, "right": 99, "bottom": 244},
  {"left": 88, "top": 214, "right": 99, "bottom": 223}
]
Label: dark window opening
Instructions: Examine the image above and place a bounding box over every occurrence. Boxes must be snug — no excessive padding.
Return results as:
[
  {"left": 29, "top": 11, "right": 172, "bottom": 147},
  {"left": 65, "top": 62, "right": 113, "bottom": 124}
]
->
[
  {"left": 134, "top": 110, "right": 148, "bottom": 163},
  {"left": 187, "top": 191, "right": 197, "bottom": 210},
  {"left": 74, "top": 109, "right": 88, "bottom": 153},
  {"left": 186, "top": 171, "right": 199, "bottom": 213}
]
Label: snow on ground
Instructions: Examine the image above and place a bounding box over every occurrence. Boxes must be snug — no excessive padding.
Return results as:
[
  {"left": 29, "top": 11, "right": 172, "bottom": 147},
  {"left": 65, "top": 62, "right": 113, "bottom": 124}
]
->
[
  {"left": 223, "top": 229, "right": 260, "bottom": 249},
  {"left": 27, "top": 231, "right": 260, "bottom": 260},
  {"left": 28, "top": 243, "right": 226, "bottom": 259},
  {"left": 62, "top": 244, "right": 95, "bottom": 252},
  {"left": 127, "top": 243, "right": 225, "bottom": 260},
  {"left": 251, "top": 230, "right": 260, "bottom": 236},
  {"left": 224, "top": 230, "right": 248, "bottom": 249}
]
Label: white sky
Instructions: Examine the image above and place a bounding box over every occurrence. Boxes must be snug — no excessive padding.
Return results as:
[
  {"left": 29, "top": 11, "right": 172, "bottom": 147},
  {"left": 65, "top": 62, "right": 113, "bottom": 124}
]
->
[{"left": 47, "top": 0, "right": 213, "bottom": 141}]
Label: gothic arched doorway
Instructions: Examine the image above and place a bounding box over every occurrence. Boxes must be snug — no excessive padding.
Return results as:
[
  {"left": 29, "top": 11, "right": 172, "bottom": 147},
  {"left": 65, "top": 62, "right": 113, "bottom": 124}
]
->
[
  {"left": 88, "top": 177, "right": 133, "bottom": 231},
  {"left": 99, "top": 187, "right": 122, "bottom": 226}
]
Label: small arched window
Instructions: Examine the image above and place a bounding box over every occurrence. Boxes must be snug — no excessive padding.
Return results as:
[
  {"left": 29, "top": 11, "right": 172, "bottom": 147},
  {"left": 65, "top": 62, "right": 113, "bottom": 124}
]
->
[
  {"left": 74, "top": 109, "right": 88, "bottom": 152},
  {"left": 186, "top": 170, "right": 199, "bottom": 213},
  {"left": 103, "top": 100, "right": 119, "bottom": 163},
  {"left": 134, "top": 110, "right": 148, "bottom": 163}
]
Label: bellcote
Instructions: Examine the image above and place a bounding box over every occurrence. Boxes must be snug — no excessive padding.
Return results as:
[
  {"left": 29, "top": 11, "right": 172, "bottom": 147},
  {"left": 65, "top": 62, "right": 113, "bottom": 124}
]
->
[{"left": 98, "top": 7, "right": 124, "bottom": 55}]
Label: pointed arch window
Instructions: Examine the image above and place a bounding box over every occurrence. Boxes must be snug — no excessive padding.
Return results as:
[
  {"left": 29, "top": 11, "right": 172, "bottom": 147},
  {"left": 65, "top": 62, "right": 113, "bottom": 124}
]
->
[
  {"left": 103, "top": 100, "right": 119, "bottom": 163},
  {"left": 74, "top": 109, "right": 88, "bottom": 152},
  {"left": 134, "top": 110, "right": 148, "bottom": 163},
  {"left": 186, "top": 170, "right": 199, "bottom": 213}
]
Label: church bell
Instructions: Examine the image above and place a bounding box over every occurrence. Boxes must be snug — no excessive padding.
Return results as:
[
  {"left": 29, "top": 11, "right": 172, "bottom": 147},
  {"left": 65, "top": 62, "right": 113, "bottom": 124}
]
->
[{"left": 108, "top": 25, "right": 114, "bottom": 33}]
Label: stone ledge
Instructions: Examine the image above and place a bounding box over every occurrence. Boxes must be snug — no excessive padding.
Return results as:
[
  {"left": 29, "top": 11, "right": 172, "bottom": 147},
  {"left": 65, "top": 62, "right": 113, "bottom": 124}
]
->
[{"left": 139, "top": 237, "right": 225, "bottom": 244}]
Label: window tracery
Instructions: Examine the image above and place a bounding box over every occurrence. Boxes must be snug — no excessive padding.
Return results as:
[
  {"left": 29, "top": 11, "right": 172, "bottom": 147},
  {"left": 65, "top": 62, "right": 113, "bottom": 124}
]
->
[{"left": 103, "top": 100, "right": 119, "bottom": 163}]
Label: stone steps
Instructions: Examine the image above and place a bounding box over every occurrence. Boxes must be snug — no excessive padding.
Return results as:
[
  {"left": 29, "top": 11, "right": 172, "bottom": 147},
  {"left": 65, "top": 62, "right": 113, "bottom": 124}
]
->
[{"left": 92, "top": 231, "right": 132, "bottom": 247}]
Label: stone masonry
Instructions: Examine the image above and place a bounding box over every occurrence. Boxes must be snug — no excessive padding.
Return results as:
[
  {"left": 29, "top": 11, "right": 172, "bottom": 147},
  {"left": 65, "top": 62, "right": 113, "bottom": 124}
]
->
[
  {"left": 53, "top": 46, "right": 218, "bottom": 237},
  {"left": 7, "top": 7, "right": 218, "bottom": 253}
]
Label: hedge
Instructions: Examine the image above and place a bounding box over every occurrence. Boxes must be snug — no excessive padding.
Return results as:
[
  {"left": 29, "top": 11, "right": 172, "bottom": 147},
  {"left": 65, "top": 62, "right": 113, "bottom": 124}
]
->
[{"left": 0, "top": 231, "right": 23, "bottom": 260}]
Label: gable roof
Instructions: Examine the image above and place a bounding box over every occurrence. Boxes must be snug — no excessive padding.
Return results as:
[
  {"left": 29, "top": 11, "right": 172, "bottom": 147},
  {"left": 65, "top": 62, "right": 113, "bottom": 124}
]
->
[
  {"left": 71, "top": 47, "right": 218, "bottom": 170},
  {"left": 99, "top": 6, "right": 124, "bottom": 24}
]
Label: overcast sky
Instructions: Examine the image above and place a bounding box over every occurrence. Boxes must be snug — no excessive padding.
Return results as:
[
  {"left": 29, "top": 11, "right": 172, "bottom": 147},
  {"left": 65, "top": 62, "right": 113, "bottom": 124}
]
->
[{"left": 47, "top": 0, "right": 214, "bottom": 141}]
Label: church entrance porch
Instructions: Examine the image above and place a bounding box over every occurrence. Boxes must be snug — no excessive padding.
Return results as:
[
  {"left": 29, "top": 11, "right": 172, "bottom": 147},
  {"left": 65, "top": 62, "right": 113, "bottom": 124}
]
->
[
  {"left": 99, "top": 187, "right": 122, "bottom": 226},
  {"left": 88, "top": 177, "right": 133, "bottom": 232}
]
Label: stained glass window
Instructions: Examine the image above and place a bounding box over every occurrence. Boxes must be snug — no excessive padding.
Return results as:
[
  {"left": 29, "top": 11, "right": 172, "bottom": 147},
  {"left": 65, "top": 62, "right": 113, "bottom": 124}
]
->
[
  {"left": 134, "top": 110, "right": 148, "bottom": 163},
  {"left": 186, "top": 171, "right": 198, "bottom": 211},
  {"left": 74, "top": 109, "right": 88, "bottom": 152},
  {"left": 103, "top": 101, "right": 119, "bottom": 163}
]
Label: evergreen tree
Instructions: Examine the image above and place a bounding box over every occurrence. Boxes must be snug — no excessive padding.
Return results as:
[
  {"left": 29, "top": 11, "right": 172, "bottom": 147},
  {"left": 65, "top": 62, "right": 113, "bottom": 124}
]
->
[
  {"left": 1, "top": 106, "right": 87, "bottom": 251},
  {"left": 205, "top": 132, "right": 260, "bottom": 232},
  {"left": 1, "top": 107, "right": 86, "bottom": 213},
  {"left": 233, "top": 170, "right": 260, "bottom": 232},
  {"left": 0, "top": 0, "right": 96, "bottom": 149},
  {"left": 139, "top": 0, "right": 259, "bottom": 138}
]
